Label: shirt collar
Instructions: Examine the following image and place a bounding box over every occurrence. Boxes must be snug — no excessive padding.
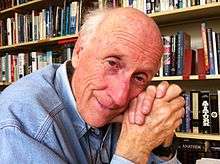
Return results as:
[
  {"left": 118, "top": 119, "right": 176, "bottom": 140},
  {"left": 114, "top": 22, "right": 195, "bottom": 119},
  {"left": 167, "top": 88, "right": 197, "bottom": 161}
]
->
[{"left": 55, "top": 61, "right": 88, "bottom": 138}]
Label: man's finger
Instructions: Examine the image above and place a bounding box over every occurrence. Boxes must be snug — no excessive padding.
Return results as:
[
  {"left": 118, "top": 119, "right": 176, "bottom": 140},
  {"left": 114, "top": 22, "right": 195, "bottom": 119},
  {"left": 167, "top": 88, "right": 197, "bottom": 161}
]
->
[
  {"left": 135, "top": 93, "right": 146, "bottom": 125},
  {"left": 160, "top": 84, "right": 182, "bottom": 102},
  {"left": 156, "top": 81, "right": 169, "bottom": 98},
  {"left": 169, "top": 96, "right": 185, "bottom": 112},
  {"left": 128, "top": 98, "right": 138, "bottom": 124},
  {"left": 142, "top": 85, "right": 156, "bottom": 114}
]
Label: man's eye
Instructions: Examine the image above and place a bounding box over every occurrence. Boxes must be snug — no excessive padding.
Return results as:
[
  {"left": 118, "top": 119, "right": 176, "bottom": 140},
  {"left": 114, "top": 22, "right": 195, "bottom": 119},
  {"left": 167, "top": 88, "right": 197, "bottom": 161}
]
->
[
  {"left": 133, "top": 74, "right": 148, "bottom": 86},
  {"left": 107, "top": 59, "right": 120, "bottom": 69},
  {"left": 108, "top": 60, "right": 117, "bottom": 66},
  {"left": 135, "top": 76, "right": 144, "bottom": 82}
]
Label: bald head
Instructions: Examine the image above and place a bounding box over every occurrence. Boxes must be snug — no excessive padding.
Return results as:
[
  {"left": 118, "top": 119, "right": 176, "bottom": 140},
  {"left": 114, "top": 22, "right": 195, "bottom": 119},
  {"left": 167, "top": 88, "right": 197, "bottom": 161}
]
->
[{"left": 78, "top": 8, "right": 163, "bottom": 57}]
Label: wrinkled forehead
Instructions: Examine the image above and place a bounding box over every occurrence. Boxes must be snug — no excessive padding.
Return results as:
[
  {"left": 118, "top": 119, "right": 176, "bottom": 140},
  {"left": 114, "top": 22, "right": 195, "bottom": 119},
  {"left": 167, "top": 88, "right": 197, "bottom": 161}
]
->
[{"left": 95, "top": 12, "right": 163, "bottom": 54}]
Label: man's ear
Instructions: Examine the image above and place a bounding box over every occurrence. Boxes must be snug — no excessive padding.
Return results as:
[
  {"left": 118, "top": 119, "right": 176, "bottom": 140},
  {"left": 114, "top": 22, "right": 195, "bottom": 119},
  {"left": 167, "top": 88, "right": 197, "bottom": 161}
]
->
[{"left": 72, "top": 39, "right": 82, "bottom": 68}]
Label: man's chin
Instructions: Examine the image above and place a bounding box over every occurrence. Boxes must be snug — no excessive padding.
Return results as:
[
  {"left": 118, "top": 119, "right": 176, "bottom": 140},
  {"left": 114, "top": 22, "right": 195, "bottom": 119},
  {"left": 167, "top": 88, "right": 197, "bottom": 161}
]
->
[{"left": 85, "top": 117, "right": 110, "bottom": 128}]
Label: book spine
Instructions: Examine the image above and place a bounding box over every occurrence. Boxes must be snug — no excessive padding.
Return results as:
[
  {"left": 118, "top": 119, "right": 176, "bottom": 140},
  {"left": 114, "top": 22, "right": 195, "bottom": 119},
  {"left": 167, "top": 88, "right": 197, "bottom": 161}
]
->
[
  {"left": 191, "top": 91, "right": 199, "bottom": 133},
  {"left": 199, "top": 91, "right": 211, "bottom": 134},
  {"left": 207, "top": 28, "right": 215, "bottom": 74},
  {"left": 185, "top": 92, "right": 192, "bottom": 132},
  {"left": 31, "top": 52, "right": 37, "bottom": 73},
  {"left": 212, "top": 31, "right": 218, "bottom": 75},
  {"left": 201, "top": 23, "right": 209, "bottom": 74},
  {"left": 163, "top": 36, "right": 172, "bottom": 76},
  {"left": 216, "top": 33, "right": 220, "bottom": 74},
  {"left": 197, "top": 48, "right": 206, "bottom": 77},
  {"left": 210, "top": 93, "right": 219, "bottom": 134},
  {"left": 176, "top": 32, "right": 184, "bottom": 75},
  {"left": 171, "top": 34, "right": 176, "bottom": 76}
]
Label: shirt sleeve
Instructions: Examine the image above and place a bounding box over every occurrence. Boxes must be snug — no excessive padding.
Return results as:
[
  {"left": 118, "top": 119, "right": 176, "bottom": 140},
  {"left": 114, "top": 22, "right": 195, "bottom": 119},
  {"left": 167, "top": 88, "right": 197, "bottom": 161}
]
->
[
  {"left": 0, "top": 126, "right": 66, "bottom": 164},
  {"left": 110, "top": 154, "right": 134, "bottom": 164},
  {"left": 111, "top": 153, "right": 180, "bottom": 164},
  {"left": 148, "top": 152, "right": 181, "bottom": 164}
]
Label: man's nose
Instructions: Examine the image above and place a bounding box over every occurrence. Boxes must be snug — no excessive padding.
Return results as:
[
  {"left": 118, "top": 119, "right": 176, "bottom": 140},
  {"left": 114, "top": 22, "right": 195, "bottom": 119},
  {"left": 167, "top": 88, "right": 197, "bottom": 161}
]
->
[{"left": 107, "top": 76, "right": 130, "bottom": 107}]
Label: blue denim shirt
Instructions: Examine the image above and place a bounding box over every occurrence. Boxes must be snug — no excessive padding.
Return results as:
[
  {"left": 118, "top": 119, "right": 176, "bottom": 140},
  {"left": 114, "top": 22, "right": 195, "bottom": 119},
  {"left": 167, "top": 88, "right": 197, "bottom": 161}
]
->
[{"left": 0, "top": 62, "right": 180, "bottom": 164}]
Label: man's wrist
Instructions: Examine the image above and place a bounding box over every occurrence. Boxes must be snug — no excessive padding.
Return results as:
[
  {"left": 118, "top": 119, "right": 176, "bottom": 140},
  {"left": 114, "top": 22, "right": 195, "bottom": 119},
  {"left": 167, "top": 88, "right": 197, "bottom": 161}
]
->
[{"left": 152, "top": 142, "right": 177, "bottom": 160}]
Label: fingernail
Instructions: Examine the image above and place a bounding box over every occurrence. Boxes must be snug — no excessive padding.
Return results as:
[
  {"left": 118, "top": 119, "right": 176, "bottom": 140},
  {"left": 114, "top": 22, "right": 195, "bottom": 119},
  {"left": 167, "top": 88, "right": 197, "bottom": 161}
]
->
[
  {"left": 135, "top": 115, "right": 144, "bottom": 125},
  {"left": 142, "top": 106, "right": 149, "bottom": 114},
  {"left": 156, "top": 89, "right": 164, "bottom": 98}
]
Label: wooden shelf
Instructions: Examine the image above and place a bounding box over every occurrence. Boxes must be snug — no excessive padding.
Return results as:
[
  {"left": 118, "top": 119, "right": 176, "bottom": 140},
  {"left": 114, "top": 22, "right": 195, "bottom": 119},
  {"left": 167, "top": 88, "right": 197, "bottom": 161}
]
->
[
  {"left": 148, "top": 2, "right": 220, "bottom": 26},
  {"left": 0, "top": 34, "right": 78, "bottom": 52},
  {"left": 152, "top": 74, "right": 220, "bottom": 81},
  {"left": 176, "top": 132, "right": 220, "bottom": 141},
  {"left": 0, "top": 0, "right": 62, "bottom": 19},
  {"left": 0, "top": 82, "right": 11, "bottom": 86}
]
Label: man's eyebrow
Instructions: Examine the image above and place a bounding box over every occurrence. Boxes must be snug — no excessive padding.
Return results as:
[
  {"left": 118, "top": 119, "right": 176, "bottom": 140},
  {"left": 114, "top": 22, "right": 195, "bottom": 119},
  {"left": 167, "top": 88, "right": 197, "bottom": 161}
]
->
[{"left": 104, "top": 54, "right": 124, "bottom": 60}]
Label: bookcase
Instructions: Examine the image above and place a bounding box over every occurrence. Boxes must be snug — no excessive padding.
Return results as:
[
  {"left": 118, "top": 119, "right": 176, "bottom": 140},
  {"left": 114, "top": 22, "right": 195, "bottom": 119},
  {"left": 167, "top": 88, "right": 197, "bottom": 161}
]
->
[
  {"left": 0, "top": 0, "right": 81, "bottom": 90},
  {"left": 1, "top": 0, "right": 220, "bottom": 163},
  {"left": 148, "top": 2, "right": 220, "bottom": 163}
]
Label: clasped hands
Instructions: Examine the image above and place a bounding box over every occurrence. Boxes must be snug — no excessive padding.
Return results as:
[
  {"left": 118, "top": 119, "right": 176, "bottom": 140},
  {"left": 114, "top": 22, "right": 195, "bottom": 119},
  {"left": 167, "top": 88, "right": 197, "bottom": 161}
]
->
[{"left": 113, "top": 81, "right": 185, "bottom": 164}]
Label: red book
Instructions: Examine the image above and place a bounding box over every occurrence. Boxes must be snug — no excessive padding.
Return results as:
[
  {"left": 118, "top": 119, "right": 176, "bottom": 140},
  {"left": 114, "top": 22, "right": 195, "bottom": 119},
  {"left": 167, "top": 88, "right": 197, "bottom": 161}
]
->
[
  {"left": 183, "top": 48, "right": 192, "bottom": 80},
  {"left": 201, "top": 23, "right": 209, "bottom": 74},
  {"left": 197, "top": 48, "right": 206, "bottom": 79}
]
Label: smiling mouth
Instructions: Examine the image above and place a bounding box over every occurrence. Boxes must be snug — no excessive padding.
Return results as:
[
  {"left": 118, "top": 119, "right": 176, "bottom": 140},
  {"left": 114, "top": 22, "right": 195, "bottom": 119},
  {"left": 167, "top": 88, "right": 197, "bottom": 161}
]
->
[
  {"left": 95, "top": 96, "right": 121, "bottom": 112},
  {"left": 95, "top": 97, "right": 110, "bottom": 110}
]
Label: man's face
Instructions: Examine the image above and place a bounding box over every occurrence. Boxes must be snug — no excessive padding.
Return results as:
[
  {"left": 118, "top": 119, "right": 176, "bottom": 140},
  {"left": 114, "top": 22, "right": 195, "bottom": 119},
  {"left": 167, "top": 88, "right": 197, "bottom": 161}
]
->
[{"left": 72, "top": 20, "right": 162, "bottom": 127}]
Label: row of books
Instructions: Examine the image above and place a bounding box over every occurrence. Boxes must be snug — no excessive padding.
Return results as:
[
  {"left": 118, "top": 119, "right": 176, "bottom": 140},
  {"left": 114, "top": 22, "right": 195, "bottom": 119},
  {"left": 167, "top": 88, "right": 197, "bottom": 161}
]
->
[
  {"left": 201, "top": 23, "right": 220, "bottom": 75},
  {"left": 99, "top": 0, "right": 219, "bottom": 14},
  {"left": 159, "top": 32, "right": 191, "bottom": 77},
  {"left": 157, "top": 28, "right": 220, "bottom": 77},
  {"left": 177, "top": 90, "right": 220, "bottom": 134},
  {"left": 0, "top": 47, "right": 73, "bottom": 82},
  {"left": 0, "top": 1, "right": 80, "bottom": 46},
  {"left": 177, "top": 139, "right": 220, "bottom": 163},
  {"left": 0, "top": 0, "right": 31, "bottom": 11}
]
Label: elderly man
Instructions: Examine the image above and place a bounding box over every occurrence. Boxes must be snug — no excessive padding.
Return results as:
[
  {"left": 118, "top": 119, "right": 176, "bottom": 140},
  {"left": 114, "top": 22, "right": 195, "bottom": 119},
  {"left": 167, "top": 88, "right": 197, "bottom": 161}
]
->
[{"left": 0, "top": 8, "right": 184, "bottom": 164}]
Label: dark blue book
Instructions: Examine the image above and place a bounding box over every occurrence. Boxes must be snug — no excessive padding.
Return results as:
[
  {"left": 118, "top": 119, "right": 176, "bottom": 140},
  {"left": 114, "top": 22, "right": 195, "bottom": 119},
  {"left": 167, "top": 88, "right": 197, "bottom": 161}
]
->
[
  {"left": 207, "top": 28, "right": 215, "bottom": 74},
  {"left": 65, "top": 5, "right": 70, "bottom": 35},
  {"left": 210, "top": 93, "right": 219, "bottom": 134},
  {"left": 185, "top": 92, "right": 192, "bottom": 132},
  {"left": 216, "top": 33, "right": 220, "bottom": 73},
  {"left": 176, "top": 31, "right": 191, "bottom": 75}
]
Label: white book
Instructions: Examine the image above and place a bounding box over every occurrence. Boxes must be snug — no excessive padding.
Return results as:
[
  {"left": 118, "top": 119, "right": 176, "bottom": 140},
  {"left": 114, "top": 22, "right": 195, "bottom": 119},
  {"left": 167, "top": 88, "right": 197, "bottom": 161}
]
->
[
  {"left": 15, "top": 12, "right": 19, "bottom": 44},
  {"left": 7, "top": 54, "right": 11, "bottom": 83},
  {"left": 42, "top": 9, "right": 46, "bottom": 39},
  {"left": 32, "top": 10, "right": 35, "bottom": 41},
  {"left": 18, "top": 53, "right": 25, "bottom": 79},
  {"left": 212, "top": 31, "right": 218, "bottom": 74},
  {"left": 67, "top": 47, "right": 72, "bottom": 60},
  {"left": 39, "top": 12, "right": 43, "bottom": 40},
  {"left": 31, "top": 52, "right": 37, "bottom": 72},
  {"left": 7, "top": 18, "right": 12, "bottom": 45}
]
